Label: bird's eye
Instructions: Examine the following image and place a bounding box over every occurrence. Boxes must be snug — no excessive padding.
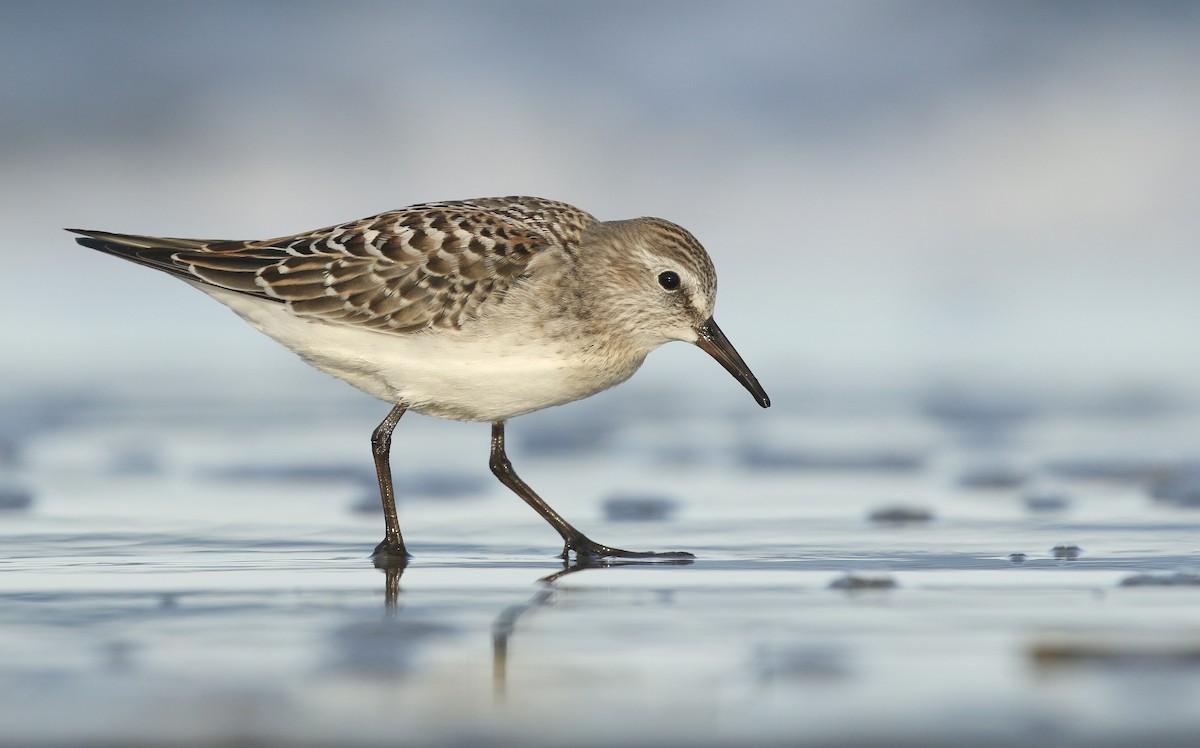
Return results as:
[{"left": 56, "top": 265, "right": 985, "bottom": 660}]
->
[{"left": 658, "top": 271, "right": 681, "bottom": 291}]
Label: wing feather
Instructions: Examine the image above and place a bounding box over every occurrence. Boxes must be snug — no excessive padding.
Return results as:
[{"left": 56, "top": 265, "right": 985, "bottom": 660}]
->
[{"left": 69, "top": 196, "right": 596, "bottom": 334}]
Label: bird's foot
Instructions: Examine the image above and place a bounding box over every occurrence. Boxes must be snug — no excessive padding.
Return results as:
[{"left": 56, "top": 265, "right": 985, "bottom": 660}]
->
[
  {"left": 371, "top": 538, "right": 411, "bottom": 570},
  {"left": 562, "top": 535, "right": 694, "bottom": 564}
]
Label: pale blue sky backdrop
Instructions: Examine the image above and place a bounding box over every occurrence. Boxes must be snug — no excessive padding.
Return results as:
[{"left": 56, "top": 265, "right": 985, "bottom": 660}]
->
[{"left": 3, "top": 1, "right": 1198, "bottom": 400}]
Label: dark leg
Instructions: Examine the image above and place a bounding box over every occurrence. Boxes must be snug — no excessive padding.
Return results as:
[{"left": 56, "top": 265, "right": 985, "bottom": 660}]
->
[
  {"left": 488, "top": 420, "right": 693, "bottom": 561},
  {"left": 371, "top": 404, "right": 410, "bottom": 567}
]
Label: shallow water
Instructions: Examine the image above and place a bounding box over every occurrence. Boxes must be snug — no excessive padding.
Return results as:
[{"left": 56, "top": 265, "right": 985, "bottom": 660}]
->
[{"left": 3, "top": 382, "right": 1200, "bottom": 747}]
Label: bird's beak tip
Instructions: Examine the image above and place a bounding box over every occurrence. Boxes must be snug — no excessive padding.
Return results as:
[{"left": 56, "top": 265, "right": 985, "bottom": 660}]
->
[{"left": 694, "top": 317, "right": 771, "bottom": 409}]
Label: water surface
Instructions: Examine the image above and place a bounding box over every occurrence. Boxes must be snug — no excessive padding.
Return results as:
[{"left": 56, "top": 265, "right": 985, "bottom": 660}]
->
[{"left": 3, "top": 384, "right": 1200, "bottom": 746}]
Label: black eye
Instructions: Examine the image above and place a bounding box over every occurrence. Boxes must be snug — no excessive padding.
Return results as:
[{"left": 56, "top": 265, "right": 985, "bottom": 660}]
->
[{"left": 658, "top": 271, "right": 681, "bottom": 291}]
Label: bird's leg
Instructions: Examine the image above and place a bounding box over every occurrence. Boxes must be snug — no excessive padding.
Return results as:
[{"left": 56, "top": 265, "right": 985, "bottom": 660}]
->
[
  {"left": 488, "top": 421, "right": 693, "bottom": 562},
  {"left": 371, "top": 404, "right": 410, "bottom": 568}
]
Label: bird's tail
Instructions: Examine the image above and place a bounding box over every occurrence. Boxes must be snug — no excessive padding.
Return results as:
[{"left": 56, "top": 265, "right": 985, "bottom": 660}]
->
[{"left": 67, "top": 229, "right": 239, "bottom": 281}]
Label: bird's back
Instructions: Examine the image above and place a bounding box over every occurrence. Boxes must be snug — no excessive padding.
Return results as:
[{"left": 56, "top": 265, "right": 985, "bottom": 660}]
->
[{"left": 70, "top": 196, "right": 597, "bottom": 334}]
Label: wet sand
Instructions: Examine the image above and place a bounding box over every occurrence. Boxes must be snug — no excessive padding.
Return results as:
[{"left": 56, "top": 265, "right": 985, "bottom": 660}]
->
[{"left": 3, "top": 383, "right": 1200, "bottom": 746}]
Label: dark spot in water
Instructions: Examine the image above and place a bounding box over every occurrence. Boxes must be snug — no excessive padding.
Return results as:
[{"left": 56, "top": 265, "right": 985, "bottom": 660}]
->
[
  {"left": 868, "top": 505, "right": 934, "bottom": 523},
  {"left": 829, "top": 574, "right": 897, "bottom": 590},
  {"left": 1052, "top": 544, "right": 1083, "bottom": 560},
  {"left": 1008, "top": 553, "right": 1028, "bottom": 564},
  {"left": 602, "top": 494, "right": 678, "bottom": 522},
  {"left": 1119, "top": 571, "right": 1200, "bottom": 587}
]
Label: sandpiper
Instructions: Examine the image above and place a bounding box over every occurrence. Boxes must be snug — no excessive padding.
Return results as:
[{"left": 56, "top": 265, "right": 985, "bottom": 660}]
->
[{"left": 70, "top": 196, "right": 770, "bottom": 566}]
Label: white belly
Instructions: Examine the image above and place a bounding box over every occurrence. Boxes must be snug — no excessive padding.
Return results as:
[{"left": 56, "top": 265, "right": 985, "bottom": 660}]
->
[{"left": 200, "top": 286, "right": 643, "bottom": 421}]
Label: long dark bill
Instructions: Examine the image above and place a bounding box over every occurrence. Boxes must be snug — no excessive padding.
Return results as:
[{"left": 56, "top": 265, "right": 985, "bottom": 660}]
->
[{"left": 694, "top": 317, "right": 771, "bottom": 408}]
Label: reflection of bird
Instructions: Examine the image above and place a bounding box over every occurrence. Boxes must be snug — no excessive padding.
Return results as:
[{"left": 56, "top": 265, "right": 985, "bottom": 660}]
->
[{"left": 70, "top": 196, "right": 770, "bottom": 565}]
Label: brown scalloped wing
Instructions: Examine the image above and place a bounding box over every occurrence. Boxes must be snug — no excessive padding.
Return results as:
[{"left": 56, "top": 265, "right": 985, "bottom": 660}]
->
[{"left": 172, "top": 198, "right": 595, "bottom": 333}]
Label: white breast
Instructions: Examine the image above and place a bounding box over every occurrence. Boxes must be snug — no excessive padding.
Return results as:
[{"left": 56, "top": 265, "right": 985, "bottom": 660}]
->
[{"left": 198, "top": 285, "right": 645, "bottom": 421}]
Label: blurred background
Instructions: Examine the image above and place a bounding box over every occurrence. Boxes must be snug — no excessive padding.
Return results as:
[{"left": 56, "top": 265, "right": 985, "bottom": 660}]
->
[
  {"left": 2, "top": 0, "right": 1199, "bottom": 399},
  {"left": 4, "top": 7, "right": 1200, "bottom": 745}
]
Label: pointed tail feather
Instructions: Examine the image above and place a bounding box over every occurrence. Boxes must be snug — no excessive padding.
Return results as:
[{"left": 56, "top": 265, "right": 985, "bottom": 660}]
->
[
  {"left": 66, "top": 228, "right": 268, "bottom": 289},
  {"left": 65, "top": 229, "right": 218, "bottom": 252},
  {"left": 68, "top": 229, "right": 208, "bottom": 282}
]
